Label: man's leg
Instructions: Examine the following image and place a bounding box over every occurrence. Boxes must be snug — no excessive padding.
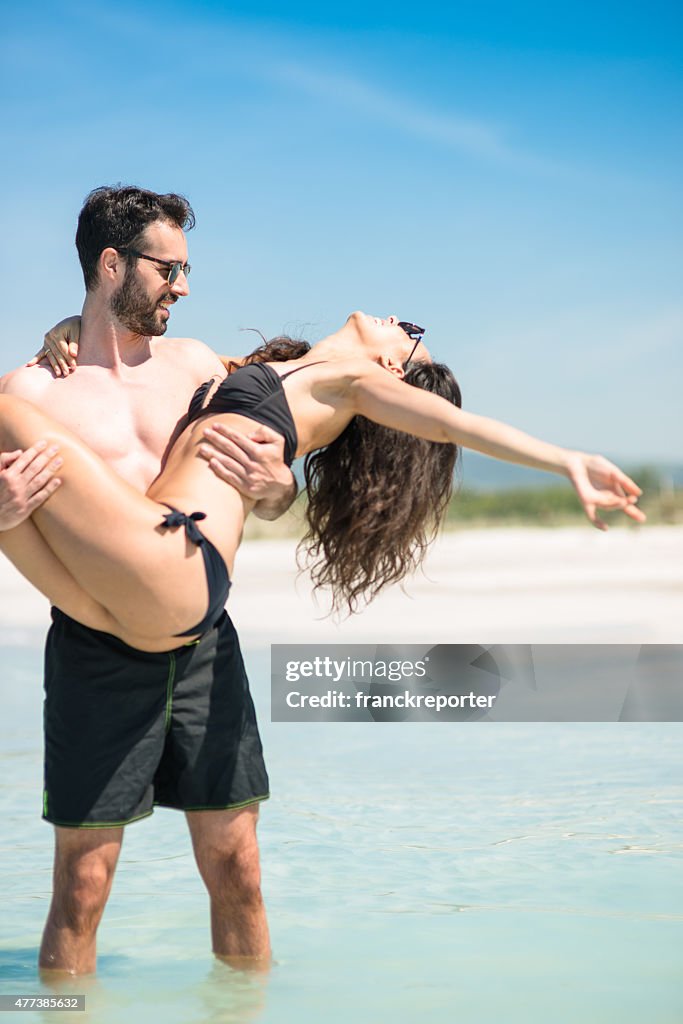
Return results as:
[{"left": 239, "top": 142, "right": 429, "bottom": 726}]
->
[
  {"left": 186, "top": 807, "right": 270, "bottom": 963},
  {"left": 40, "top": 611, "right": 170, "bottom": 975},
  {"left": 156, "top": 613, "right": 270, "bottom": 962},
  {"left": 39, "top": 827, "right": 123, "bottom": 975}
]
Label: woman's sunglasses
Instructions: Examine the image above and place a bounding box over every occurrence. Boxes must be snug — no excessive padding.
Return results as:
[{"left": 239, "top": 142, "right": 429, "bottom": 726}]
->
[{"left": 398, "top": 321, "right": 426, "bottom": 365}]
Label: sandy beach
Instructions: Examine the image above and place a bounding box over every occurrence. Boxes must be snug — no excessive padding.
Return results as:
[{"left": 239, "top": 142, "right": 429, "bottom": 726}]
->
[{"left": 1, "top": 525, "right": 680, "bottom": 648}]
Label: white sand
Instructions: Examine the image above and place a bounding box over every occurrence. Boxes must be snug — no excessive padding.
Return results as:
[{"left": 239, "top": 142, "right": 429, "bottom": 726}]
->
[{"left": 2, "top": 525, "right": 681, "bottom": 647}]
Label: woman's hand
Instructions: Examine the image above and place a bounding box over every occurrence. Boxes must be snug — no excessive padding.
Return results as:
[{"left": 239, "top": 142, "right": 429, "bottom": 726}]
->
[
  {"left": 26, "top": 316, "right": 82, "bottom": 377},
  {"left": 564, "top": 452, "right": 646, "bottom": 530}
]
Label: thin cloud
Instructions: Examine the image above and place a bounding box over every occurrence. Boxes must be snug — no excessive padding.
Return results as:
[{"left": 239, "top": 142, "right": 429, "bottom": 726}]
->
[{"left": 269, "top": 61, "right": 562, "bottom": 174}]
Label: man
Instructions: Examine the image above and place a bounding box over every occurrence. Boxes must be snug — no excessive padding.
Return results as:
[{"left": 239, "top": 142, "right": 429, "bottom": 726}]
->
[{"left": 0, "top": 185, "right": 293, "bottom": 973}]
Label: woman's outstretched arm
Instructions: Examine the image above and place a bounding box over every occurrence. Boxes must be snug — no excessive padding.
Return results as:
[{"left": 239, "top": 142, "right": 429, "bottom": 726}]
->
[{"left": 350, "top": 364, "right": 645, "bottom": 530}]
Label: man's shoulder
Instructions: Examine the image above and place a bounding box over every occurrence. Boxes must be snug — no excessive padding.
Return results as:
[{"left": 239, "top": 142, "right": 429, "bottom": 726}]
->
[
  {"left": 0, "top": 363, "right": 54, "bottom": 400},
  {"left": 152, "top": 336, "right": 224, "bottom": 383}
]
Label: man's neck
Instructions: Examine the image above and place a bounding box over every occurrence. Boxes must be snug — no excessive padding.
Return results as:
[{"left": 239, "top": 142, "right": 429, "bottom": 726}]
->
[{"left": 78, "top": 294, "right": 154, "bottom": 371}]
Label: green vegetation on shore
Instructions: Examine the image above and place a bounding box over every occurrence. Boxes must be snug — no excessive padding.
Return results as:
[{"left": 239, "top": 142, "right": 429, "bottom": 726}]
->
[
  {"left": 243, "top": 466, "right": 681, "bottom": 540},
  {"left": 446, "top": 484, "right": 681, "bottom": 528}
]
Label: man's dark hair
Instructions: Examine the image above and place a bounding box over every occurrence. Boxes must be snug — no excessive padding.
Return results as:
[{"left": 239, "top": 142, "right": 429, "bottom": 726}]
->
[{"left": 75, "top": 185, "right": 195, "bottom": 290}]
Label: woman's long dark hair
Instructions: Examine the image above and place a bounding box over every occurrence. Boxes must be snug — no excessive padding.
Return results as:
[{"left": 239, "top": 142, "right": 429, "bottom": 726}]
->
[
  {"left": 223, "top": 331, "right": 312, "bottom": 373},
  {"left": 232, "top": 335, "right": 462, "bottom": 615},
  {"left": 302, "top": 361, "right": 462, "bottom": 613}
]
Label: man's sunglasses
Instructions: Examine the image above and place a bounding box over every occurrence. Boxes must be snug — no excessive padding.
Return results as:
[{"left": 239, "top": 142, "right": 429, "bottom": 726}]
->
[
  {"left": 117, "top": 248, "right": 191, "bottom": 286},
  {"left": 398, "top": 321, "right": 425, "bottom": 365}
]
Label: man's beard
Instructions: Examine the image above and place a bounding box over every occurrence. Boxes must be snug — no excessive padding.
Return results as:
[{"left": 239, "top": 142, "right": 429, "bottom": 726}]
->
[{"left": 110, "top": 264, "right": 173, "bottom": 336}]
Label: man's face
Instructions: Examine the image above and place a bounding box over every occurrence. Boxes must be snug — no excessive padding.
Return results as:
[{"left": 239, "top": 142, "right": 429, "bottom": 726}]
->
[{"left": 110, "top": 220, "right": 190, "bottom": 336}]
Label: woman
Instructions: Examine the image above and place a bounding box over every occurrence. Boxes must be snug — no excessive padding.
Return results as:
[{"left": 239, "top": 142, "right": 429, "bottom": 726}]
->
[{"left": 2, "top": 312, "right": 644, "bottom": 650}]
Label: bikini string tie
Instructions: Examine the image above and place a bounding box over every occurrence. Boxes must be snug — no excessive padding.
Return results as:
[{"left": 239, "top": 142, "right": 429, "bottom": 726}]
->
[{"left": 160, "top": 509, "right": 207, "bottom": 547}]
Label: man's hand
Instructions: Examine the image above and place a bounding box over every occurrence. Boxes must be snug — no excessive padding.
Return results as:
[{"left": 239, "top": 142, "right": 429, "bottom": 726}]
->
[
  {"left": 198, "top": 423, "right": 297, "bottom": 521},
  {"left": 0, "top": 442, "right": 63, "bottom": 531},
  {"left": 26, "top": 316, "right": 82, "bottom": 377}
]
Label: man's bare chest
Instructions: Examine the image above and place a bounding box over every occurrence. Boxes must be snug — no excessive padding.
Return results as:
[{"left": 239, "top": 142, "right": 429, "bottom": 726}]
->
[{"left": 44, "top": 370, "right": 193, "bottom": 491}]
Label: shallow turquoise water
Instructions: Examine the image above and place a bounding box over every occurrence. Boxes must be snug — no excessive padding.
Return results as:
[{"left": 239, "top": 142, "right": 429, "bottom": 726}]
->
[{"left": 1, "top": 646, "right": 682, "bottom": 1023}]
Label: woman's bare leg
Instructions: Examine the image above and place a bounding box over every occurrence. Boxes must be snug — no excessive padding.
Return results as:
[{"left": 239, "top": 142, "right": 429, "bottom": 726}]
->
[
  {"left": 0, "top": 520, "right": 119, "bottom": 633},
  {"left": 0, "top": 394, "right": 209, "bottom": 639}
]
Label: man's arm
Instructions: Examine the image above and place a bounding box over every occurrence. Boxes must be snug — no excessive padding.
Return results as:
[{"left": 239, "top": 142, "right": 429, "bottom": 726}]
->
[
  {"left": 0, "top": 445, "right": 63, "bottom": 530},
  {"left": 208, "top": 355, "right": 297, "bottom": 516},
  {"left": 164, "top": 340, "right": 297, "bottom": 518},
  {"left": 0, "top": 370, "right": 62, "bottom": 528},
  {"left": 26, "top": 319, "right": 298, "bottom": 518},
  {"left": 199, "top": 422, "right": 297, "bottom": 521}
]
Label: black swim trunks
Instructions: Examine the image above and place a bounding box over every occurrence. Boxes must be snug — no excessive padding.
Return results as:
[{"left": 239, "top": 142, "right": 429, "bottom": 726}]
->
[{"left": 42, "top": 608, "right": 269, "bottom": 828}]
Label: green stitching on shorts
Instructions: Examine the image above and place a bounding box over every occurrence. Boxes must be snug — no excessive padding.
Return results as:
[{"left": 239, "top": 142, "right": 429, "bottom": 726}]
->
[
  {"left": 44, "top": 809, "right": 154, "bottom": 829},
  {"left": 164, "top": 652, "right": 176, "bottom": 733},
  {"left": 43, "top": 789, "right": 48, "bottom": 817},
  {"left": 154, "top": 793, "right": 270, "bottom": 812}
]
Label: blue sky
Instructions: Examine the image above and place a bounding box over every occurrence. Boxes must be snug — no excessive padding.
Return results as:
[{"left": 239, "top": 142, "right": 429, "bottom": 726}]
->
[{"left": 3, "top": 0, "right": 681, "bottom": 461}]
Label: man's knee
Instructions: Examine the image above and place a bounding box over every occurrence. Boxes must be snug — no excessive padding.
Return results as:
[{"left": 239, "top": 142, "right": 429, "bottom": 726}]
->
[
  {"left": 210, "top": 843, "right": 263, "bottom": 901},
  {"left": 194, "top": 817, "right": 263, "bottom": 905},
  {"left": 52, "top": 835, "right": 120, "bottom": 931}
]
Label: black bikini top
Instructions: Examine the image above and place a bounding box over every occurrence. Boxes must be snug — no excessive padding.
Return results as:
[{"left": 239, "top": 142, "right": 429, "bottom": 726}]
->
[{"left": 187, "top": 361, "right": 325, "bottom": 466}]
